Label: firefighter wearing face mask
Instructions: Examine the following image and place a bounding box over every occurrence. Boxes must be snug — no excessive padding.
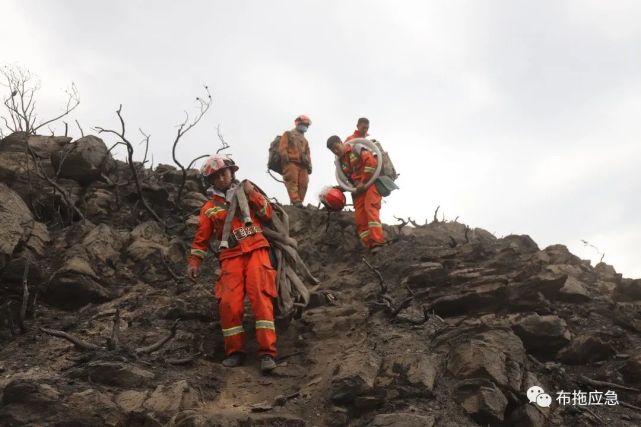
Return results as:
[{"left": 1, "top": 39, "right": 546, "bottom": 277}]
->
[
  {"left": 279, "top": 114, "right": 312, "bottom": 207},
  {"left": 187, "top": 154, "right": 278, "bottom": 373}
]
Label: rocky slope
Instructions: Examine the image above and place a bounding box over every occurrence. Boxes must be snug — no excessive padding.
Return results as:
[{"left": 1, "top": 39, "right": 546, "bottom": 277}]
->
[{"left": 1, "top": 132, "right": 641, "bottom": 426}]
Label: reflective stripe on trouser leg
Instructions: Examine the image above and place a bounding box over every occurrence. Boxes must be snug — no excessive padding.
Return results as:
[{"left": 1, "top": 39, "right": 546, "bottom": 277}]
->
[
  {"left": 216, "top": 256, "right": 246, "bottom": 356},
  {"left": 365, "top": 185, "right": 384, "bottom": 247},
  {"left": 353, "top": 191, "right": 370, "bottom": 247},
  {"left": 245, "top": 248, "right": 278, "bottom": 357}
]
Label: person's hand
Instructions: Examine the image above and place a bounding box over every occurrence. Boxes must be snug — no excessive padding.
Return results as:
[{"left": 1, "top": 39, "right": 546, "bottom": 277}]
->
[
  {"left": 243, "top": 180, "right": 255, "bottom": 194},
  {"left": 187, "top": 265, "right": 200, "bottom": 282},
  {"left": 307, "top": 166, "right": 312, "bottom": 174},
  {"left": 354, "top": 183, "right": 366, "bottom": 195}
]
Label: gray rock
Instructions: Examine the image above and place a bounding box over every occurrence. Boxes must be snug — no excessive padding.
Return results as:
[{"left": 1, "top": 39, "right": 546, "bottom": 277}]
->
[
  {"left": 182, "top": 191, "right": 208, "bottom": 211},
  {"left": 557, "top": 276, "right": 591, "bottom": 303},
  {"left": 143, "top": 380, "right": 200, "bottom": 416},
  {"left": 499, "top": 234, "right": 540, "bottom": 253},
  {"left": 27, "top": 134, "right": 72, "bottom": 157},
  {"left": 2, "top": 379, "right": 59, "bottom": 406},
  {"left": 85, "top": 187, "right": 116, "bottom": 217},
  {"left": 557, "top": 335, "right": 615, "bottom": 364},
  {"left": 51, "top": 135, "right": 115, "bottom": 184},
  {"left": 455, "top": 379, "right": 508, "bottom": 425},
  {"left": 505, "top": 404, "right": 546, "bottom": 427},
  {"left": 404, "top": 262, "right": 446, "bottom": 288},
  {"left": 512, "top": 314, "right": 571, "bottom": 359},
  {"left": 447, "top": 329, "right": 526, "bottom": 390},
  {"left": 620, "top": 354, "right": 641, "bottom": 385},
  {"left": 45, "top": 256, "right": 113, "bottom": 309},
  {"left": 82, "top": 223, "right": 124, "bottom": 265},
  {"left": 72, "top": 361, "right": 155, "bottom": 387},
  {"left": 331, "top": 350, "right": 382, "bottom": 404},
  {"left": 615, "top": 279, "right": 641, "bottom": 301},
  {"left": 0, "top": 132, "right": 51, "bottom": 201},
  {"left": 595, "top": 262, "right": 622, "bottom": 284},
  {"left": 0, "top": 183, "right": 35, "bottom": 268},
  {"left": 67, "top": 389, "right": 121, "bottom": 426},
  {"left": 115, "top": 390, "right": 148, "bottom": 412},
  {"left": 430, "top": 282, "right": 507, "bottom": 316},
  {"left": 378, "top": 352, "right": 438, "bottom": 397}
]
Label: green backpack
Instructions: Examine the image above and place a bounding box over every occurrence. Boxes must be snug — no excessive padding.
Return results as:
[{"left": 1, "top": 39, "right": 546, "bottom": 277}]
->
[{"left": 267, "top": 135, "right": 283, "bottom": 175}]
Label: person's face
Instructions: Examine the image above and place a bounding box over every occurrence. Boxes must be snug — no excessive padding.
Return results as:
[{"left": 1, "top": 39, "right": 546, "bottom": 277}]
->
[
  {"left": 209, "top": 167, "right": 233, "bottom": 191},
  {"left": 329, "top": 143, "right": 345, "bottom": 156},
  {"left": 357, "top": 121, "right": 369, "bottom": 135}
]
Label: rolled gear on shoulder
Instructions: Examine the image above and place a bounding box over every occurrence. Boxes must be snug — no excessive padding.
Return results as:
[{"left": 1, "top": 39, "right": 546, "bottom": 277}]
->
[
  {"left": 334, "top": 138, "right": 399, "bottom": 197},
  {"left": 248, "top": 183, "right": 320, "bottom": 319}
]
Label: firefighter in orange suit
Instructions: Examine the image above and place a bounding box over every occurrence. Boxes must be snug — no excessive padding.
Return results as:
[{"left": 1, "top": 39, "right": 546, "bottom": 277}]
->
[
  {"left": 326, "top": 135, "right": 384, "bottom": 253},
  {"left": 187, "top": 154, "right": 277, "bottom": 372},
  {"left": 279, "top": 114, "right": 312, "bottom": 207},
  {"left": 346, "top": 117, "right": 370, "bottom": 142}
]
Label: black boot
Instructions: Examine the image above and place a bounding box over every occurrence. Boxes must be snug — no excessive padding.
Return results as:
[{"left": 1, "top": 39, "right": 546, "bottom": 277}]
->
[
  {"left": 222, "top": 353, "right": 245, "bottom": 368},
  {"left": 260, "top": 355, "right": 277, "bottom": 373}
]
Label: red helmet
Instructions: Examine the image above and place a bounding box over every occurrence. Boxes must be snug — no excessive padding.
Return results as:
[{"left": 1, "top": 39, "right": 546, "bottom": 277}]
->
[
  {"left": 295, "top": 114, "right": 312, "bottom": 125},
  {"left": 319, "top": 187, "right": 346, "bottom": 211},
  {"left": 200, "top": 154, "right": 238, "bottom": 177}
]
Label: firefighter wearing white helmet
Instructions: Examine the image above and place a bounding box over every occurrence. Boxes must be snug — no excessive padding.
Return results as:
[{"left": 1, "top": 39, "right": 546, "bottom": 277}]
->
[{"left": 188, "top": 154, "right": 278, "bottom": 373}]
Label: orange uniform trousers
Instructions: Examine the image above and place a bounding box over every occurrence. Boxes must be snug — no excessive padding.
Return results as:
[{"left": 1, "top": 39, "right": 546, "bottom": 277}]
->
[
  {"left": 282, "top": 162, "right": 309, "bottom": 204},
  {"left": 353, "top": 185, "right": 384, "bottom": 248},
  {"left": 214, "top": 247, "right": 277, "bottom": 357}
]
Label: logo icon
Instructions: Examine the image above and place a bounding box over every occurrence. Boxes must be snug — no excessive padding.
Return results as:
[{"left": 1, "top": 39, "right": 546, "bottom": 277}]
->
[{"left": 527, "top": 385, "right": 552, "bottom": 408}]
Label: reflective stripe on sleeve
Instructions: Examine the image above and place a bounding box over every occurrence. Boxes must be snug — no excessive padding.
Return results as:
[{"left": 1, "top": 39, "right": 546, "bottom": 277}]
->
[{"left": 190, "top": 249, "right": 206, "bottom": 258}]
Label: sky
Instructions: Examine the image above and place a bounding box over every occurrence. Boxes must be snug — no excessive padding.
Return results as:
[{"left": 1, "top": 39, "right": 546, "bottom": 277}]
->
[{"left": 1, "top": 0, "right": 640, "bottom": 278}]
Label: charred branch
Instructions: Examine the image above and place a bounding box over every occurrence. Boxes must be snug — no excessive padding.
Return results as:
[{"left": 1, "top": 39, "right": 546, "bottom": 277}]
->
[
  {"left": 27, "top": 145, "right": 86, "bottom": 221},
  {"left": 172, "top": 86, "right": 213, "bottom": 207},
  {"left": 361, "top": 256, "right": 387, "bottom": 293},
  {"left": 39, "top": 327, "right": 101, "bottom": 351},
  {"left": 432, "top": 205, "right": 440, "bottom": 223},
  {"left": 216, "top": 124, "right": 231, "bottom": 154},
  {"left": 75, "top": 119, "right": 84, "bottom": 137},
  {"left": 135, "top": 319, "right": 180, "bottom": 355},
  {"left": 95, "top": 105, "right": 163, "bottom": 224}
]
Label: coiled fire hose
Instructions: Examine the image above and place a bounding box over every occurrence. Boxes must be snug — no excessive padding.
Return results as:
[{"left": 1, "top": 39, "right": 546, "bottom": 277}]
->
[{"left": 334, "top": 138, "right": 382, "bottom": 192}]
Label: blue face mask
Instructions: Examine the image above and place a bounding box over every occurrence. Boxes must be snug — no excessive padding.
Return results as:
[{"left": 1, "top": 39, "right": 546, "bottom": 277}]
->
[{"left": 297, "top": 124, "right": 309, "bottom": 133}]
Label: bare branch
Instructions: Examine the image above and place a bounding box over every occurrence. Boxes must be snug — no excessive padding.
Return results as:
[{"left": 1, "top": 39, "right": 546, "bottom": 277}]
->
[
  {"left": 579, "top": 375, "right": 640, "bottom": 393},
  {"left": 393, "top": 215, "right": 408, "bottom": 232},
  {"left": 135, "top": 319, "right": 179, "bottom": 355},
  {"left": 186, "top": 154, "right": 209, "bottom": 171},
  {"left": 432, "top": 205, "right": 440, "bottom": 223},
  {"left": 216, "top": 124, "right": 231, "bottom": 153},
  {"left": 138, "top": 128, "right": 150, "bottom": 165},
  {"left": 361, "top": 256, "right": 387, "bottom": 293},
  {"left": 75, "top": 119, "right": 84, "bottom": 137},
  {"left": 95, "top": 105, "right": 163, "bottom": 224},
  {"left": 33, "top": 82, "right": 80, "bottom": 133},
  {"left": 171, "top": 86, "right": 213, "bottom": 207},
  {"left": 27, "top": 145, "right": 85, "bottom": 221},
  {"left": 39, "top": 327, "right": 100, "bottom": 351}
]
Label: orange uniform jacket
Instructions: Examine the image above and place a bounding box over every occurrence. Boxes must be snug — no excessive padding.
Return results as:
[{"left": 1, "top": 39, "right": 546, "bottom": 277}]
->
[
  {"left": 188, "top": 188, "right": 272, "bottom": 265},
  {"left": 338, "top": 144, "right": 378, "bottom": 186},
  {"left": 279, "top": 129, "right": 311, "bottom": 168},
  {"left": 345, "top": 130, "right": 368, "bottom": 142}
]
